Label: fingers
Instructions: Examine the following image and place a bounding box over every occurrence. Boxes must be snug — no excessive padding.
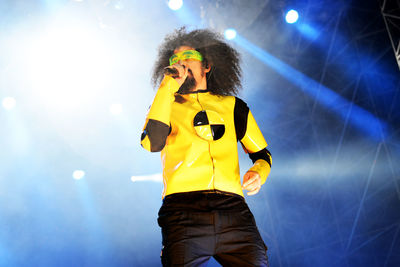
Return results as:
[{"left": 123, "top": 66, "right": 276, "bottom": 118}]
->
[
  {"left": 242, "top": 176, "right": 256, "bottom": 189},
  {"left": 174, "top": 64, "right": 187, "bottom": 77},
  {"left": 245, "top": 183, "right": 261, "bottom": 195},
  {"left": 242, "top": 171, "right": 261, "bottom": 196},
  {"left": 242, "top": 171, "right": 259, "bottom": 188},
  {"left": 247, "top": 187, "right": 260, "bottom": 196}
]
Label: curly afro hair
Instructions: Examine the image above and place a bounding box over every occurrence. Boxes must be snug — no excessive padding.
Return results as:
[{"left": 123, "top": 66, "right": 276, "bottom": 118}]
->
[{"left": 151, "top": 27, "right": 242, "bottom": 96}]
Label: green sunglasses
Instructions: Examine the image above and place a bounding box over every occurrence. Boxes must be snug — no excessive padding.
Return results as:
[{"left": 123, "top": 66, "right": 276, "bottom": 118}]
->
[{"left": 169, "top": 50, "right": 203, "bottom": 65}]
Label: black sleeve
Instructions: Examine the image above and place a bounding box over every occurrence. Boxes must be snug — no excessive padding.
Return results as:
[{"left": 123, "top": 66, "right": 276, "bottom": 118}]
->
[
  {"left": 141, "top": 119, "right": 171, "bottom": 152},
  {"left": 234, "top": 97, "right": 249, "bottom": 141},
  {"left": 249, "top": 148, "right": 272, "bottom": 167}
]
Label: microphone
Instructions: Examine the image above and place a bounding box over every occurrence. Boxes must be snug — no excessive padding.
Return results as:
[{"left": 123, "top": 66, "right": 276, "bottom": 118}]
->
[
  {"left": 164, "top": 66, "right": 179, "bottom": 76},
  {"left": 164, "top": 64, "right": 185, "bottom": 78}
]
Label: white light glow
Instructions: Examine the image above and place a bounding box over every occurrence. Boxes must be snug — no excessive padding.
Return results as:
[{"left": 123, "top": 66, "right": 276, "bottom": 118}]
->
[
  {"left": 168, "top": 0, "right": 183, "bottom": 11},
  {"left": 109, "top": 103, "right": 123, "bottom": 115},
  {"left": 131, "top": 173, "right": 162, "bottom": 183},
  {"left": 2, "top": 97, "right": 16, "bottom": 110},
  {"left": 73, "top": 170, "right": 85, "bottom": 180},
  {"left": 25, "top": 22, "right": 113, "bottom": 111},
  {"left": 285, "top": 9, "right": 299, "bottom": 24},
  {"left": 224, "top": 28, "right": 237, "bottom": 40}
]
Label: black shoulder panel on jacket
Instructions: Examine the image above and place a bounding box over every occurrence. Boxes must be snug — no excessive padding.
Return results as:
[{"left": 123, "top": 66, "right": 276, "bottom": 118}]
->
[{"left": 234, "top": 97, "right": 250, "bottom": 141}]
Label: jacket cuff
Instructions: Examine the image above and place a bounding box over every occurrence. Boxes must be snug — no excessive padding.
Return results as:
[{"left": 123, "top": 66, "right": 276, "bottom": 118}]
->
[{"left": 248, "top": 159, "right": 271, "bottom": 184}]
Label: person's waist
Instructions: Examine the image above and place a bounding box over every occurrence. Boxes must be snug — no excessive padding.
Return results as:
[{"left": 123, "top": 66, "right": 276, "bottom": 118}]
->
[
  {"left": 165, "top": 189, "right": 243, "bottom": 201},
  {"left": 161, "top": 190, "right": 245, "bottom": 212}
]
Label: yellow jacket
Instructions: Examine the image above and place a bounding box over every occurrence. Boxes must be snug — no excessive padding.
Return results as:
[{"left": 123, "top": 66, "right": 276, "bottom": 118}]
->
[{"left": 141, "top": 76, "right": 271, "bottom": 198}]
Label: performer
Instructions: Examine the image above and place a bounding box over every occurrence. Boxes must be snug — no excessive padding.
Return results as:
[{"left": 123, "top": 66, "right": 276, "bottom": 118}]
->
[{"left": 140, "top": 28, "right": 272, "bottom": 266}]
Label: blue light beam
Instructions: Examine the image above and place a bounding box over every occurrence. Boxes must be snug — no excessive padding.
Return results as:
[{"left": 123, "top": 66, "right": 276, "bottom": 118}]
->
[
  {"left": 233, "top": 34, "right": 389, "bottom": 141},
  {"left": 296, "top": 23, "right": 320, "bottom": 41}
]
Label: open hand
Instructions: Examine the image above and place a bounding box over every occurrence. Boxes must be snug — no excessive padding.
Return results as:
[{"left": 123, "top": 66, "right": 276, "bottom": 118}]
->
[{"left": 242, "top": 171, "right": 261, "bottom": 196}]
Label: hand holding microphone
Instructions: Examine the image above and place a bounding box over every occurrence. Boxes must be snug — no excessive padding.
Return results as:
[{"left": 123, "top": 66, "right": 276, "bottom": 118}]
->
[{"left": 164, "top": 64, "right": 188, "bottom": 86}]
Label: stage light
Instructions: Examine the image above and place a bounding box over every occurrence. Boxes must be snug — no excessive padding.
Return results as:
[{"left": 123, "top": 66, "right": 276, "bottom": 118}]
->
[
  {"left": 224, "top": 28, "right": 237, "bottom": 40},
  {"left": 73, "top": 170, "right": 85, "bottom": 180},
  {"left": 168, "top": 0, "right": 183, "bottom": 11},
  {"left": 285, "top": 9, "right": 299, "bottom": 24}
]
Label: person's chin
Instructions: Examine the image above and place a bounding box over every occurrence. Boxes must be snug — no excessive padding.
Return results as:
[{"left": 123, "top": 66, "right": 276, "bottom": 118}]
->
[{"left": 178, "top": 77, "right": 197, "bottom": 94}]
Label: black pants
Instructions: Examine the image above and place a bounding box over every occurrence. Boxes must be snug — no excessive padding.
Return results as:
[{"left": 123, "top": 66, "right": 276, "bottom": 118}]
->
[{"left": 158, "top": 191, "right": 269, "bottom": 267}]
